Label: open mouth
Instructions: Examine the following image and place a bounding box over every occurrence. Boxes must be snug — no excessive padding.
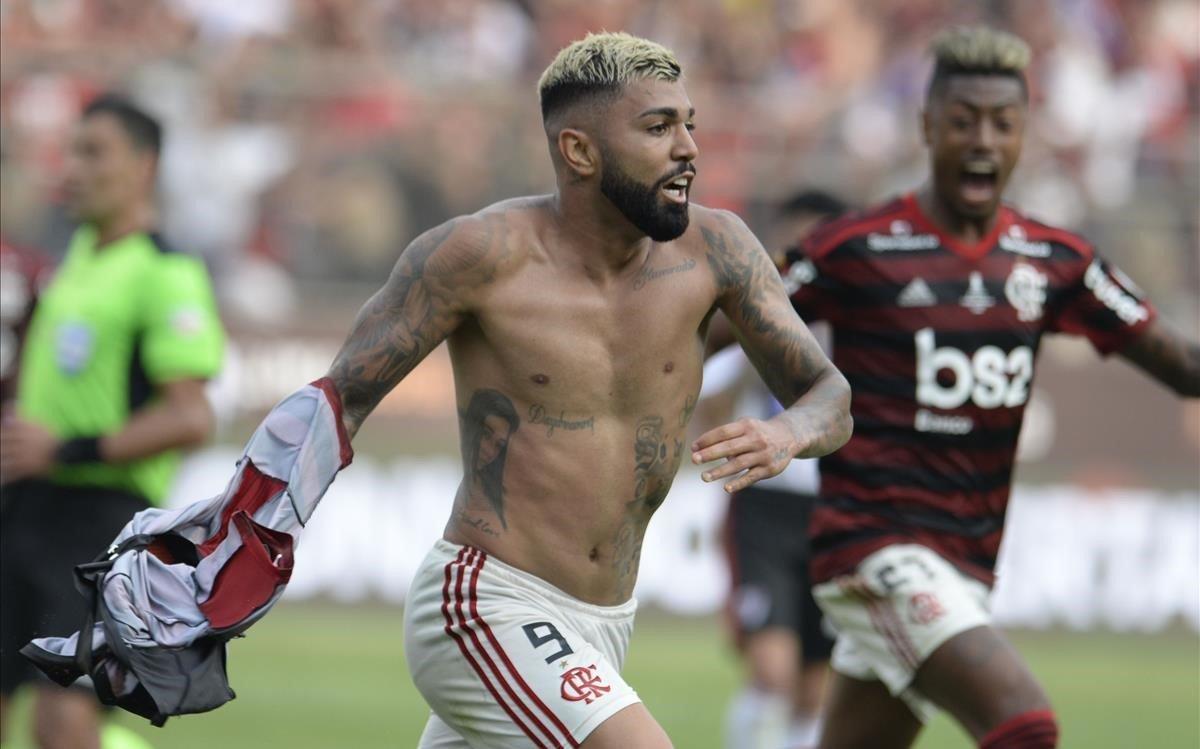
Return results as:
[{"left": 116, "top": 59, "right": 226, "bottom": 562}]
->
[
  {"left": 661, "top": 174, "right": 692, "bottom": 204},
  {"left": 959, "top": 160, "right": 998, "bottom": 205}
]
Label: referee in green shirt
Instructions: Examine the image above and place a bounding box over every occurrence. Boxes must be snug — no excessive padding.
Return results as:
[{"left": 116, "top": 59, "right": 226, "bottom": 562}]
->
[{"left": 1, "top": 95, "right": 224, "bottom": 749}]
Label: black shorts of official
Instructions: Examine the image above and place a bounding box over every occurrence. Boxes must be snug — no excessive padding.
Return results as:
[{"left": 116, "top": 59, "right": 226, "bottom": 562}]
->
[
  {"left": 723, "top": 484, "right": 834, "bottom": 662},
  {"left": 1, "top": 479, "right": 149, "bottom": 695}
]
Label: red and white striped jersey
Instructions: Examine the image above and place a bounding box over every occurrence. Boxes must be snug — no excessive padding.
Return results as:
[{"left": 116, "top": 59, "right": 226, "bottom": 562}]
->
[{"left": 786, "top": 193, "right": 1156, "bottom": 585}]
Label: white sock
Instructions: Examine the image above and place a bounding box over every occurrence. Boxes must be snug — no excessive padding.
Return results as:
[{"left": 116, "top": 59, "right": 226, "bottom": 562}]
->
[
  {"left": 785, "top": 713, "right": 823, "bottom": 749},
  {"left": 725, "top": 687, "right": 790, "bottom": 749}
]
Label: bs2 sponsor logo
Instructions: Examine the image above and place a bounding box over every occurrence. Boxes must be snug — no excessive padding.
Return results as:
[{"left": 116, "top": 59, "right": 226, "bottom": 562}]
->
[{"left": 915, "top": 328, "right": 1033, "bottom": 410}]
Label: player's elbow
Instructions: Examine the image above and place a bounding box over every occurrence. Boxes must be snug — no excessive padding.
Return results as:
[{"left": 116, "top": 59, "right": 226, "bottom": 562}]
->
[
  {"left": 837, "top": 412, "right": 854, "bottom": 452},
  {"left": 831, "top": 375, "right": 854, "bottom": 451}
]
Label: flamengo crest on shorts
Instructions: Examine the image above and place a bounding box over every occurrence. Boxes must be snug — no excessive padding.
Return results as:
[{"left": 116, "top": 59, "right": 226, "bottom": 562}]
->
[{"left": 440, "top": 547, "right": 583, "bottom": 748}]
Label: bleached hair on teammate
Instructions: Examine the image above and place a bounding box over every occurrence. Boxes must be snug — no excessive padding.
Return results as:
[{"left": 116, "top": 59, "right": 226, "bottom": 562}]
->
[
  {"left": 538, "top": 31, "right": 681, "bottom": 121},
  {"left": 926, "top": 26, "right": 1032, "bottom": 102},
  {"left": 931, "top": 25, "right": 1031, "bottom": 76}
]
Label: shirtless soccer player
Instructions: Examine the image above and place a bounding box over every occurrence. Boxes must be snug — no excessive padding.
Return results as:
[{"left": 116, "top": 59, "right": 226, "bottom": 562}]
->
[
  {"left": 187, "top": 33, "right": 852, "bottom": 748},
  {"left": 776, "top": 27, "right": 1199, "bottom": 749}
]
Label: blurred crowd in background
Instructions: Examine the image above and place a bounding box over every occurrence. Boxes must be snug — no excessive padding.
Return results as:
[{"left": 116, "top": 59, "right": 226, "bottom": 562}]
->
[
  {"left": 2, "top": 0, "right": 1199, "bottom": 486},
  {"left": 2, "top": 0, "right": 1196, "bottom": 329}
]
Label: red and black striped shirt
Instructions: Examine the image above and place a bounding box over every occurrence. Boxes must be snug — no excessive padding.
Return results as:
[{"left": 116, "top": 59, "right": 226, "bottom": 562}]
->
[{"left": 787, "top": 193, "right": 1156, "bottom": 585}]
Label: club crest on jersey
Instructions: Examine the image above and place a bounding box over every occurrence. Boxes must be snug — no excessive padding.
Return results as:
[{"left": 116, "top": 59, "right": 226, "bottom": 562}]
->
[
  {"left": 999, "top": 225, "right": 1052, "bottom": 258},
  {"left": 897, "top": 277, "right": 937, "bottom": 308},
  {"left": 560, "top": 665, "right": 610, "bottom": 705},
  {"left": 959, "top": 272, "right": 995, "bottom": 314},
  {"left": 1004, "top": 262, "right": 1048, "bottom": 322},
  {"left": 867, "top": 220, "right": 939, "bottom": 252}
]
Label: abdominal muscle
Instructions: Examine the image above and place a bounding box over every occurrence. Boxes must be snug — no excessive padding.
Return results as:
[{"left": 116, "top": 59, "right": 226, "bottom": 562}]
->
[{"left": 444, "top": 400, "right": 692, "bottom": 606}]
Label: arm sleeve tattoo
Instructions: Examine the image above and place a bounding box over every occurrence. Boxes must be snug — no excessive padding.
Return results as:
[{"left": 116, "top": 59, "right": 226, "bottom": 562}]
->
[
  {"left": 702, "top": 211, "right": 852, "bottom": 457},
  {"left": 327, "top": 216, "right": 499, "bottom": 436}
]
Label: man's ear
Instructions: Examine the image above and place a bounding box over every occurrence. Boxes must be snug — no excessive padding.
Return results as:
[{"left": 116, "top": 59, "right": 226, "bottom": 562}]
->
[
  {"left": 558, "top": 128, "right": 599, "bottom": 178},
  {"left": 920, "top": 104, "right": 934, "bottom": 147}
]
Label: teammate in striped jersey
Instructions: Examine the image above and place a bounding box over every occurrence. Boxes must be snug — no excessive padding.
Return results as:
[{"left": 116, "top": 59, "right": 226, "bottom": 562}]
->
[{"left": 778, "top": 27, "right": 1199, "bottom": 749}]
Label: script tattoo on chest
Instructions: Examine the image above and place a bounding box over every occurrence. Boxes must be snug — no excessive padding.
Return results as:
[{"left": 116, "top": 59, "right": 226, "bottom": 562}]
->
[
  {"left": 528, "top": 404, "right": 595, "bottom": 437},
  {"left": 459, "top": 388, "right": 520, "bottom": 529},
  {"left": 633, "top": 257, "right": 697, "bottom": 291}
]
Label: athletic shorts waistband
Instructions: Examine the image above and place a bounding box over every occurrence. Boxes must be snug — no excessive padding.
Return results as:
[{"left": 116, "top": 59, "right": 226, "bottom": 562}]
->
[{"left": 433, "top": 539, "right": 638, "bottom": 621}]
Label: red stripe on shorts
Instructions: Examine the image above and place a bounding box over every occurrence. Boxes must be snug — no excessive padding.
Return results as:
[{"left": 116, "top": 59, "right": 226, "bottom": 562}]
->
[
  {"left": 467, "top": 549, "right": 581, "bottom": 748},
  {"left": 457, "top": 548, "right": 570, "bottom": 747},
  {"left": 440, "top": 548, "right": 552, "bottom": 748}
]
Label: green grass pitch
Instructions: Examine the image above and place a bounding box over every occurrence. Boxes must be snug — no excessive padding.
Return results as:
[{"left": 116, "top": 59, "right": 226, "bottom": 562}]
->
[{"left": 6, "top": 603, "right": 1197, "bottom": 748}]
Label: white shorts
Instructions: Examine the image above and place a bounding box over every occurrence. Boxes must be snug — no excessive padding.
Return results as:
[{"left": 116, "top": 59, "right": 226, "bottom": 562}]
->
[
  {"left": 404, "top": 540, "right": 640, "bottom": 748},
  {"left": 812, "top": 543, "right": 991, "bottom": 723}
]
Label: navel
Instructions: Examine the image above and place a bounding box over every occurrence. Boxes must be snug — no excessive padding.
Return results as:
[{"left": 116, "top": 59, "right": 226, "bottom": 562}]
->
[
  {"left": 531, "top": 373, "right": 550, "bottom": 385},
  {"left": 663, "top": 361, "right": 675, "bottom": 374},
  {"left": 589, "top": 547, "right": 600, "bottom": 562}
]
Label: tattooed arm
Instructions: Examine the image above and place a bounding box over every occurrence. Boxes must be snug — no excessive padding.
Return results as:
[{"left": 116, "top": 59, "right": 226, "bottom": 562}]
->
[
  {"left": 692, "top": 211, "right": 851, "bottom": 493},
  {"left": 328, "top": 216, "right": 498, "bottom": 437},
  {"left": 1118, "top": 320, "right": 1200, "bottom": 398}
]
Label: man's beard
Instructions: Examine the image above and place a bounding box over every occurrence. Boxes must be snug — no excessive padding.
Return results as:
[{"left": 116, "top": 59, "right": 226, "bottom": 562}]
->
[{"left": 600, "top": 160, "right": 690, "bottom": 242}]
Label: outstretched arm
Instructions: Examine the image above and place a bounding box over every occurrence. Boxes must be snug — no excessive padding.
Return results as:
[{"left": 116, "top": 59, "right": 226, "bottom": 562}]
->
[
  {"left": 1118, "top": 320, "right": 1200, "bottom": 398},
  {"left": 327, "top": 215, "right": 498, "bottom": 437},
  {"left": 693, "top": 211, "right": 852, "bottom": 492}
]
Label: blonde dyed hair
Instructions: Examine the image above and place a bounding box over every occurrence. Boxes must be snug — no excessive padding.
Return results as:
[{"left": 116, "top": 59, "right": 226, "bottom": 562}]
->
[
  {"left": 931, "top": 26, "right": 1031, "bottom": 73},
  {"left": 538, "top": 32, "right": 682, "bottom": 121}
]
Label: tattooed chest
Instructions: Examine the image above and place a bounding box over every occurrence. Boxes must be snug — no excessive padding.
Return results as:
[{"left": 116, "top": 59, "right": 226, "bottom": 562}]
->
[{"left": 481, "top": 326, "right": 701, "bottom": 414}]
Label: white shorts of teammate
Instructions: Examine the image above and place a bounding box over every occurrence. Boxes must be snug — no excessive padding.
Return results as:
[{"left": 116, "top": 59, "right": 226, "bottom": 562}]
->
[
  {"left": 812, "top": 543, "right": 991, "bottom": 723},
  {"left": 404, "top": 540, "right": 641, "bottom": 748}
]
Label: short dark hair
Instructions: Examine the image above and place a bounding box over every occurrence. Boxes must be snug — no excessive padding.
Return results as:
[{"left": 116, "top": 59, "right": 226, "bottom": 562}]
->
[
  {"left": 81, "top": 94, "right": 162, "bottom": 155},
  {"left": 777, "top": 190, "right": 848, "bottom": 222},
  {"left": 925, "top": 26, "right": 1031, "bottom": 103}
]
